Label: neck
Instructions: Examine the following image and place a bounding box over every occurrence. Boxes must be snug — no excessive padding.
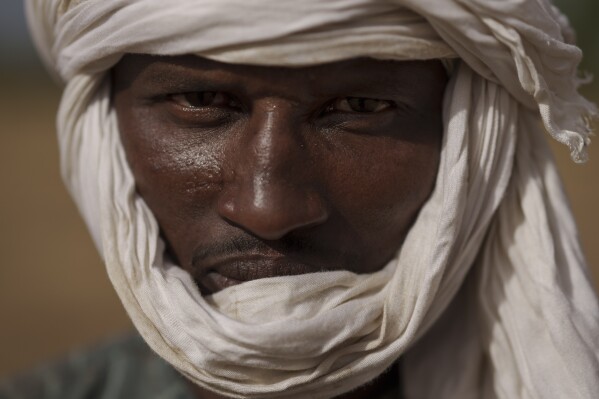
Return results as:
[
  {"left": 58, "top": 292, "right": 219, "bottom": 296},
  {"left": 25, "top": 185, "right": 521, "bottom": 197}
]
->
[{"left": 186, "top": 362, "right": 400, "bottom": 399}]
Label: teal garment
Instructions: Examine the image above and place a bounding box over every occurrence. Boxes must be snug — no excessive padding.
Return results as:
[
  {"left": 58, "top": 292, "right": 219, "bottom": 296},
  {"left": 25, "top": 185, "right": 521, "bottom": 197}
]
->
[
  {"left": 1, "top": 334, "right": 404, "bottom": 399},
  {"left": 0, "top": 334, "right": 195, "bottom": 399}
]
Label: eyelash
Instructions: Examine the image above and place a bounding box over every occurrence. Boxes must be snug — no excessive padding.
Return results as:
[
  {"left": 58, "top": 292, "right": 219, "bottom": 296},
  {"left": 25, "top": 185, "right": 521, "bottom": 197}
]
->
[
  {"left": 167, "top": 91, "right": 395, "bottom": 115},
  {"left": 169, "top": 92, "right": 242, "bottom": 110}
]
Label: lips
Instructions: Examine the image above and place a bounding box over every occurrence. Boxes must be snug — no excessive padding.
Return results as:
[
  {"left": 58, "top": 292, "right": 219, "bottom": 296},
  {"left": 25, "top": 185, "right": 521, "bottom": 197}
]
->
[{"left": 197, "top": 256, "right": 323, "bottom": 295}]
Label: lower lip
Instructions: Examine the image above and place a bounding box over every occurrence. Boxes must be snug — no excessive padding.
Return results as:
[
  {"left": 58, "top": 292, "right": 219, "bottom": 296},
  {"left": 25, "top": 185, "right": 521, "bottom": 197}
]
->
[{"left": 200, "top": 272, "right": 243, "bottom": 295}]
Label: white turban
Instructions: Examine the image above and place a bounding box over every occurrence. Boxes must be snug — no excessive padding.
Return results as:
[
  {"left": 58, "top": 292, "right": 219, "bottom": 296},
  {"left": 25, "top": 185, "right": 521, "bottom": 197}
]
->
[{"left": 26, "top": 1, "right": 599, "bottom": 398}]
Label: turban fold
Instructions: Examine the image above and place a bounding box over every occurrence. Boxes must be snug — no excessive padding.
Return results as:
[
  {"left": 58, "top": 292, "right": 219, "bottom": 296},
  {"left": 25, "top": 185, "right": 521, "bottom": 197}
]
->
[{"left": 26, "top": 1, "right": 599, "bottom": 398}]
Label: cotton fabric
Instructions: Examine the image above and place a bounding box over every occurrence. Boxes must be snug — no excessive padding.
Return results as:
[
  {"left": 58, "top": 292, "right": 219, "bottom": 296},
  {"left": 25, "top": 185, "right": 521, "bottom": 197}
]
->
[{"left": 25, "top": 1, "right": 599, "bottom": 398}]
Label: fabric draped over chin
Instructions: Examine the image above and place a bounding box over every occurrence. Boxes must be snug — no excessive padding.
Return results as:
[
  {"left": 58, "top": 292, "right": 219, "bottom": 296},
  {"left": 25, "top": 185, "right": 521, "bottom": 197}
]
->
[{"left": 25, "top": 1, "right": 599, "bottom": 398}]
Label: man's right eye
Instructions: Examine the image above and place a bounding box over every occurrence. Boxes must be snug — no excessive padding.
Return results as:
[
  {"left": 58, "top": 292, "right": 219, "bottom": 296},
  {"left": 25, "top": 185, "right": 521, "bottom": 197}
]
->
[{"left": 169, "top": 91, "right": 240, "bottom": 109}]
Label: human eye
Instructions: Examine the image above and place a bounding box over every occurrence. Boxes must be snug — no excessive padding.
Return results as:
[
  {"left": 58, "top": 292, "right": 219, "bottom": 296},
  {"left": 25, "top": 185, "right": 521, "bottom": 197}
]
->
[
  {"left": 324, "top": 97, "right": 393, "bottom": 114},
  {"left": 316, "top": 96, "right": 401, "bottom": 134},
  {"left": 168, "top": 91, "right": 241, "bottom": 110},
  {"left": 160, "top": 91, "right": 243, "bottom": 127}
]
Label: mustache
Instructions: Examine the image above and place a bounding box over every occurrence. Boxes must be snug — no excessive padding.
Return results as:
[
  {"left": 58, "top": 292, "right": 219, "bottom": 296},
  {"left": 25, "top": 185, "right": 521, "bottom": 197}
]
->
[{"left": 190, "top": 234, "right": 352, "bottom": 272}]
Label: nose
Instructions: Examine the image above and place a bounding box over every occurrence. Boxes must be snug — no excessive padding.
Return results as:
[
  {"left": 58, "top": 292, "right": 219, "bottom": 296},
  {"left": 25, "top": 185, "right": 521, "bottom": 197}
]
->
[{"left": 217, "top": 103, "right": 329, "bottom": 240}]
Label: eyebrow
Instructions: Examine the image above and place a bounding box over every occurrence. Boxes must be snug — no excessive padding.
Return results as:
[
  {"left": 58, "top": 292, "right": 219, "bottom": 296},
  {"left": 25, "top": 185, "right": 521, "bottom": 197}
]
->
[{"left": 130, "top": 58, "right": 431, "bottom": 109}]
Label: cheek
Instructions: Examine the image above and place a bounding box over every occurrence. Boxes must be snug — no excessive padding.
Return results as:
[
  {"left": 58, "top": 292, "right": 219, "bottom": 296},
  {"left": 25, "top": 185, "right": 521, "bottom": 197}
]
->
[
  {"left": 324, "top": 127, "right": 441, "bottom": 249},
  {"left": 122, "top": 117, "right": 223, "bottom": 201},
  {"left": 116, "top": 105, "right": 226, "bottom": 261}
]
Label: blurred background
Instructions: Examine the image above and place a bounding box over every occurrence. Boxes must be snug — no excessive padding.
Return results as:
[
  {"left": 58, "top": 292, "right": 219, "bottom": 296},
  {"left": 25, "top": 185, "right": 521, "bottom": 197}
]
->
[{"left": 1, "top": 1, "right": 598, "bottom": 377}]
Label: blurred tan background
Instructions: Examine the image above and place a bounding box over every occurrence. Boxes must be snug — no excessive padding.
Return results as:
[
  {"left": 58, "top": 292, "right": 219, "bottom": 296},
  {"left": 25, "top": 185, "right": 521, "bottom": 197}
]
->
[{"left": 1, "top": 1, "right": 598, "bottom": 378}]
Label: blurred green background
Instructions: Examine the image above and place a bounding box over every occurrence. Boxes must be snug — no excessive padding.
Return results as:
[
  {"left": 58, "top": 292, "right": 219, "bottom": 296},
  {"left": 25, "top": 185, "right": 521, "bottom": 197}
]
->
[{"left": 1, "top": 1, "right": 598, "bottom": 377}]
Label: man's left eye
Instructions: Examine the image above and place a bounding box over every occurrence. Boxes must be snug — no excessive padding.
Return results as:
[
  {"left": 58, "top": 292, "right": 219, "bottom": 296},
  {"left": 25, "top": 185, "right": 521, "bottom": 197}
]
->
[
  {"left": 169, "top": 91, "right": 240, "bottom": 109},
  {"left": 326, "top": 97, "right": 393, "bottom": 114}
]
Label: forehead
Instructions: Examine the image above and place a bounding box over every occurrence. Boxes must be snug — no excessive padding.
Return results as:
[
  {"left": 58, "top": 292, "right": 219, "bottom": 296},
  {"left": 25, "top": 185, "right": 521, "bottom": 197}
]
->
[{"left": 112, "top": 54, "right": 446, "bottom": 99}]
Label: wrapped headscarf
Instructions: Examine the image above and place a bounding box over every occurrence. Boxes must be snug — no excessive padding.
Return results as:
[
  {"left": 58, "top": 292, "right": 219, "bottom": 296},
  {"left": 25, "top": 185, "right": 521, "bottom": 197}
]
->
[{"left": 26, "top": 1, "right": 599, "bottom": 398}]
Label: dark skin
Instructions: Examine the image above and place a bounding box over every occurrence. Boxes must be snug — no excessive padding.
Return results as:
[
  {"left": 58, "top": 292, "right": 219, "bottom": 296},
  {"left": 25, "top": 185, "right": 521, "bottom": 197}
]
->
[{"left": 112, "top": 54, "right": 447, "bottom": 398}]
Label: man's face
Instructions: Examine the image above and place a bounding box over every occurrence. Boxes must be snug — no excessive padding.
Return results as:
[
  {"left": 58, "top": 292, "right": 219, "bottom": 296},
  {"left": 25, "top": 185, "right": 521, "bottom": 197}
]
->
[{"left": 112, "top": 55, "right": 447, "bottom": 295}]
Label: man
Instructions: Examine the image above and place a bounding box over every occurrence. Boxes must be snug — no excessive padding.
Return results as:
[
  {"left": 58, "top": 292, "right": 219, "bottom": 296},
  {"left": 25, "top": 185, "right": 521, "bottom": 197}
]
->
[{"left": 5, "top": 0, "right": 598, "bottom": 398}]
